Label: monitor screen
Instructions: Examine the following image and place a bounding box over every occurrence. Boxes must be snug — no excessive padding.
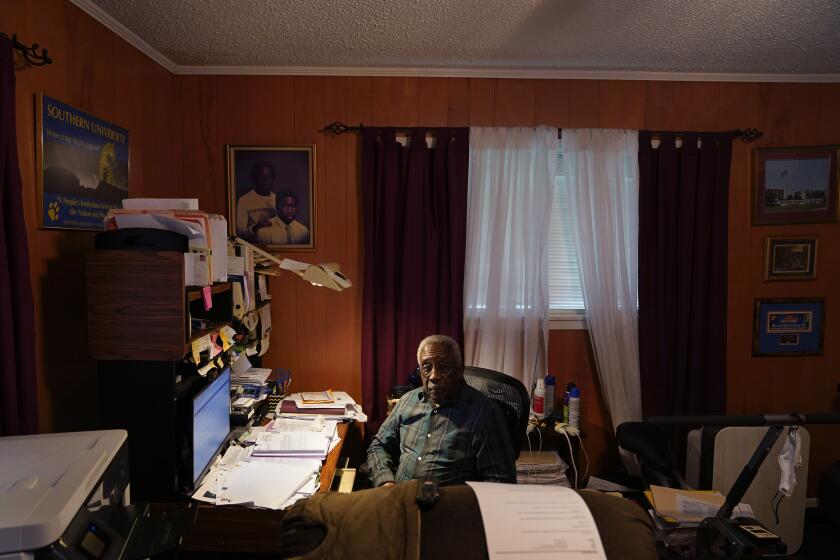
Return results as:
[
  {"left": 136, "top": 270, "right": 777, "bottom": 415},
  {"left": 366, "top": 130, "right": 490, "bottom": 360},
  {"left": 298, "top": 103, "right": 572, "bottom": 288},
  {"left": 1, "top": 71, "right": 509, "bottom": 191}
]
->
[{"left": 192, "top": 368, "right": 231, "bottom": 484}]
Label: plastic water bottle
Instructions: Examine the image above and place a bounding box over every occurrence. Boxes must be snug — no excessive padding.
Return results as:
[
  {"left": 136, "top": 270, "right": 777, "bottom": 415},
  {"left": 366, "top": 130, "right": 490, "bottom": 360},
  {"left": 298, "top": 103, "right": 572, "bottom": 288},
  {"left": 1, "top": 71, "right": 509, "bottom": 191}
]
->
[
  {"left": 544, "top": 375, "right": 555, "bottom": 416},
  {"left": 562, "top": 382, "right": 575, "bottom": 423},
  {"left": 533, "top": 378, "right": 546, "bottom": 418},
  {"left": 568, "top": 386, "right": 581, "bottom": 429}
]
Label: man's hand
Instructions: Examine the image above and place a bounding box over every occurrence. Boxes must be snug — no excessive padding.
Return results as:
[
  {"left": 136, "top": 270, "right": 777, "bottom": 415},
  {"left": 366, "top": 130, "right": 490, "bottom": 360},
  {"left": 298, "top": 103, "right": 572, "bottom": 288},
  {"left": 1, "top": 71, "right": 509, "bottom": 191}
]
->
[
  {"left": 252, "top": 218, "right": 272, "bottom": 232},
  {"left": 381, "top": 482, "right": 395, "bottom": 487}
]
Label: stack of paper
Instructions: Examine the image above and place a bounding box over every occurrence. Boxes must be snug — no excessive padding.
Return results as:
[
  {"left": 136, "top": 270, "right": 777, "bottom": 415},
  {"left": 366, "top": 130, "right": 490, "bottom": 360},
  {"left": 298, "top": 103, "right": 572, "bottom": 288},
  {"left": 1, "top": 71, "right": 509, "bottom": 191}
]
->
[
  {"left": 105, "top": 205, "right": 228, "bottom": 285},
  {"left": 193, "top": 417, "right": 342, "bottom": 510},
  {"left": 192, "top": 391, "right": 362, "bottom": 511},
  {"left": 193, "top": 445, "right": 319, "bottom": 509},
  {"left": 251, "top": 431, "right": 330, "bottom": 458},
  {"left": 230, "top": 355, "right": 272, "bottom": 384},
  {"left": 277, "top": 392, "right": 367, "bottom": 422},
  {"left": 515, "top": 451, "right": 570, "bottom": 486},
  {"left": 645, "top": 485, "right": 755, "bottom": 548},
  {"left": 300, "top": 391, "right": 335, "bottom": 404},
  {"left": 229, "top": 355, "right": 273, "bottom": 415},
  {"left": 244, "top": 417, "right": 340, "bottom": 507}
]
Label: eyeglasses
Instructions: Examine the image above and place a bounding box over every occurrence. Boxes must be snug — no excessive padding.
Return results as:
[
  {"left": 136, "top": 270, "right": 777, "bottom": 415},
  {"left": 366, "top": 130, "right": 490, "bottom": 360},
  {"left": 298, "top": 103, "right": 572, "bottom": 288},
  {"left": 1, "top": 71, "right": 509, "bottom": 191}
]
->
[{"left": 419, "top": 362, "right": 459, "bottom": 378}]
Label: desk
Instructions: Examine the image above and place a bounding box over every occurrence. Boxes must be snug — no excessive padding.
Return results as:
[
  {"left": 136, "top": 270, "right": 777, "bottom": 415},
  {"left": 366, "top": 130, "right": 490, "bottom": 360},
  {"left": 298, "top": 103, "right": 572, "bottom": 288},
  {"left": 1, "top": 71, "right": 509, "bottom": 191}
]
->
[{"left": 179, "top": 422, "right": 350, "bottom": 556}]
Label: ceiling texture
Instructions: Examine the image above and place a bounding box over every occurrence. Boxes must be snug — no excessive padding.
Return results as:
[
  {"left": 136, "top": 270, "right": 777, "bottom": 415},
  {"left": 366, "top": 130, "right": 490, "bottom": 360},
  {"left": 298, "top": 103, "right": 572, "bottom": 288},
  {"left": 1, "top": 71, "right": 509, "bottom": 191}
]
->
[{"left": 75, "top": 0, "right": 840, "bottom": 80}]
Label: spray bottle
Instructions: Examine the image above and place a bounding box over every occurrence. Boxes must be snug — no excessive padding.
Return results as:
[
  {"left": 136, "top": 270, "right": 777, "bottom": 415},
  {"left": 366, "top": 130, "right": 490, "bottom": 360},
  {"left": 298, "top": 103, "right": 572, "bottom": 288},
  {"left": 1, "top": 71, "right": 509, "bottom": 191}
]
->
[
  {"left": 544, "top": 375, "right": 556, "bottom": 416},
  {"left": 562, "top": 382, "right": 576, "bottom": 424},
  {"left": 533, "top": 378, "right": 546, "bottom": 419},
  {"left": 568, "top": 386, "right": 581, "bottom": 429}
]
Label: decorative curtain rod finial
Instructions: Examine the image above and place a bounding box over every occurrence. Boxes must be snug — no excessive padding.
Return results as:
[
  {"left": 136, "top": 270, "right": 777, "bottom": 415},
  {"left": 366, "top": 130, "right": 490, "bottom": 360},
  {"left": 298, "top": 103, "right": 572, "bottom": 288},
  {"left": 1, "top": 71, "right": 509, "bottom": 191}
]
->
[
  {"left": 322, "top": 121, "right": 362, "bottom": 136},
  {"left": 731, "top": 128, "right": 763, "bottom": 142},
  {"left": 11, "top": 33, "right": 52, "bottom": 67}
]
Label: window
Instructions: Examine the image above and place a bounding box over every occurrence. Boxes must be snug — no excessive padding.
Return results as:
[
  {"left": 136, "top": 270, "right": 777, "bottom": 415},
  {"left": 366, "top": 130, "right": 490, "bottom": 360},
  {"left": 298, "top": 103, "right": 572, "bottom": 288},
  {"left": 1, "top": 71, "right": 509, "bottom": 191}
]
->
[
  {"left": 548, "top": 149, "right": 586, "bottom": 323},
  {"left": 465, "top": 144, "right": 587, "bottom": 327}
]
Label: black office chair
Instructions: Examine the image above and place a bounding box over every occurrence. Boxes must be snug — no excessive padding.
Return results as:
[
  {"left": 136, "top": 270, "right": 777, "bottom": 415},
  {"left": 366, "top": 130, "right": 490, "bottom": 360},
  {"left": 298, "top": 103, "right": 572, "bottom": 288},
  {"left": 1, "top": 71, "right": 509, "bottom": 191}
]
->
[
  {"left": 463, "top": 366, "right": 530, "bottom": 460},
  {"left": 616, "top": 421, "right": 689, "bottom": 489}
]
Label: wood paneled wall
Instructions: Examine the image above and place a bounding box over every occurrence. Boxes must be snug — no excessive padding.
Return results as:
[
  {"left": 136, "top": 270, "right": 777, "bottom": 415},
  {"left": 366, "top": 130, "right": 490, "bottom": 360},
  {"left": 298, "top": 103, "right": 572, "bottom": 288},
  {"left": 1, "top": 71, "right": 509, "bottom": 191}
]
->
[
  {"left": 3, "top": 0, "right": 182, "bottom": 431},
  {"left": 8, "top": 0, "right": 840, "bottom": 494},
  {"left": 191, "top": 75, "right": 840, "bottom": 492}
]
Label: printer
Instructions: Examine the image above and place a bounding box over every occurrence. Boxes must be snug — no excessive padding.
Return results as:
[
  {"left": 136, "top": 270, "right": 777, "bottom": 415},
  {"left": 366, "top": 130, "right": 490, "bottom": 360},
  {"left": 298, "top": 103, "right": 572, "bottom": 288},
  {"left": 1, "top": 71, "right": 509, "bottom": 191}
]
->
[{"left": 0, "top": 430, "right": 194, "bottom": 560}]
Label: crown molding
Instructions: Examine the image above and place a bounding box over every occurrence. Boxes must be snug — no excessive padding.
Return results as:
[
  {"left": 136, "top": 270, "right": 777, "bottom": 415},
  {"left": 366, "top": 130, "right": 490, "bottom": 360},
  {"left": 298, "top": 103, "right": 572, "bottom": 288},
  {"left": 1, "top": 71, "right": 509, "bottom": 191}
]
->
[
  {"left": 69, "top": 0, "right": 177, "bottom": 73},
  {"left": 70, "top": 0, "right": 840, "bottom": 83},
  {"left": 174, "top": 65, "right": 840, "bottom": 82}
]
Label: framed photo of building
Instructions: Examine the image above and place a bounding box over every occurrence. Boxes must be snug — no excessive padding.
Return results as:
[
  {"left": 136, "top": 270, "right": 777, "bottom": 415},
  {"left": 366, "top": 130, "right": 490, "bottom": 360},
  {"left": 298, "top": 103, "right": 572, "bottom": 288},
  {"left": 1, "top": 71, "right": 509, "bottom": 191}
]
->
[
  {"left": 36, "top": 94, "right": 129, "bottom": 230},
  {"left": 764, "top": 236, "right": 818, "bottom": 281},
  {"left": 226, "top": 145, "right": 315, "bottom": 251},
  {"left": 753, "top": 298, "right": 825, "bottom": 356},
  {"left": 752, "top": 146, "right": 839, "bottom": 225}
]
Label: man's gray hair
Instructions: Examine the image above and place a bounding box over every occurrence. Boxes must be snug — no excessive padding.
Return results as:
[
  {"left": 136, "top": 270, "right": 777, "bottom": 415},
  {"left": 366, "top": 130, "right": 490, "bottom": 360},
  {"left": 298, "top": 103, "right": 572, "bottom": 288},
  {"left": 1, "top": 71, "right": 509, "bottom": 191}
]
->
[{"left": 416, "top": 334, "right": 463, "bottom": 366}]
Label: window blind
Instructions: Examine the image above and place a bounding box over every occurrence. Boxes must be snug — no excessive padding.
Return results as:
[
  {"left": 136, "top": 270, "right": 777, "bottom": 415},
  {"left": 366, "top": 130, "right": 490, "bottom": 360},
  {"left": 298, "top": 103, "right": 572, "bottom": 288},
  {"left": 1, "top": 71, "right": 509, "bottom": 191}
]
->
[{"left": 548, "top": 149, "right": 585, "bottom": 311}]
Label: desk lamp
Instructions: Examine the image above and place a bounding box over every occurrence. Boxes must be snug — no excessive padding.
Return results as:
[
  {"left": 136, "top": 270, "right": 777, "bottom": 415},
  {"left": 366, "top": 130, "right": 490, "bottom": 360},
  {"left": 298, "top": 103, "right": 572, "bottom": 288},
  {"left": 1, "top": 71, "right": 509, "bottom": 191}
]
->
[{"left": 233, "top": 236, "right": 352, "bottom": 292}]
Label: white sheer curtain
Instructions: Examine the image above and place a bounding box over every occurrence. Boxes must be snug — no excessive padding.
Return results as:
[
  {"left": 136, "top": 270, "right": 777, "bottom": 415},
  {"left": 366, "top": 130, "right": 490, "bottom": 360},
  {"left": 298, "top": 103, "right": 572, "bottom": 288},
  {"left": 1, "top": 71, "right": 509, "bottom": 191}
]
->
[
  {"left": 563, "top": 129, "right": 642, "bottom": 470},
  {"left": 463, "top": 127, "right": 558, "bottom": 394}
]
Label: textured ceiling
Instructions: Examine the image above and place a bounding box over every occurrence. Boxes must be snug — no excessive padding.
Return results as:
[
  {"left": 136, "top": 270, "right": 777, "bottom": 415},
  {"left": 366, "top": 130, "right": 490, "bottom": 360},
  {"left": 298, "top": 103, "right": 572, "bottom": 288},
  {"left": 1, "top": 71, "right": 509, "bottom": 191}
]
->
[{"left": 87, "top": 0, "right": 840, "bottom": 75}]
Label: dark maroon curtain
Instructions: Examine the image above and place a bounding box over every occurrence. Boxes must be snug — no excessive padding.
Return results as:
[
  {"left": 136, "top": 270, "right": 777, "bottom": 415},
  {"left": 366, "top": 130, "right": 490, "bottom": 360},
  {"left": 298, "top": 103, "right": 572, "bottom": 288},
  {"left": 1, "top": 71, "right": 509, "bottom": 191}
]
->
[
  {"left": 638, "top": 131, "right": 732, "bottom": 417},
  {"left": 0, "top": 34, "right": 38, "bottom": 435},
  {"left": 361, "top": 128, "right": 469, "bottom": 428}
]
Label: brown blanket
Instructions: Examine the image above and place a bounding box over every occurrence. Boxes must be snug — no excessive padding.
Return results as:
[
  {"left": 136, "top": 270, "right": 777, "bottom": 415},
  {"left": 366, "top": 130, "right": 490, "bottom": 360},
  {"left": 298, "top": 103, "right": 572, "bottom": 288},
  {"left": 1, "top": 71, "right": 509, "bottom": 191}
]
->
[{"left": 280, "top": 482, "right": 657, "bottom": 560}]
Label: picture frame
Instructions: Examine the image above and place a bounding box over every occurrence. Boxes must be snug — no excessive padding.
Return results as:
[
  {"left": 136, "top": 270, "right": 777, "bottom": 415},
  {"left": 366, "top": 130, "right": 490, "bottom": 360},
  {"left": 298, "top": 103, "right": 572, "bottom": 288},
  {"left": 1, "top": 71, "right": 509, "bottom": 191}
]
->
[
  {"left": 752, "top": 146, "right": 839, "bottom": 225},
  {"left": 764, "top": 236, "right": 818, "bottom": 281},
  {"left": 36, "top": 94, "right": 130, "bottom": 230},
  {"left": 226, "top": 145, "right": 316, "bottom": 251},
  {"left": 753, "top": 298, "right": 825, "bottom": 356}
]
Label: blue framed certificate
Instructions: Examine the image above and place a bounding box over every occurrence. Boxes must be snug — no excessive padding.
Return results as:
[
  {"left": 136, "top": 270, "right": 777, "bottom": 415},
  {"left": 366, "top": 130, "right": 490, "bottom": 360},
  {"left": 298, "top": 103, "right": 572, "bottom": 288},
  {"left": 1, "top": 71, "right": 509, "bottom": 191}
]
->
[{"left": 753, "top": 298, "right": 824, "bottom": 356}]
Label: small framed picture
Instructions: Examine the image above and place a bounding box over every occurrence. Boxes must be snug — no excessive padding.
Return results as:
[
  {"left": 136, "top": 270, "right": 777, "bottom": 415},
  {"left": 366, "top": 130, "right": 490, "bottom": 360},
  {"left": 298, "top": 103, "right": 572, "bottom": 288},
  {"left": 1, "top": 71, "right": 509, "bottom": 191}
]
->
[
  {"left": 764, "top": 236, "right": 817, "bottom": 281},
  {"left": 753, "top": 298, "right": 825, "bottom": 356},
  {"left": 226, "top": 145, "right": 316, "bottom": 251},
  {"left": 752, "top": 146, "right": 839, "bottom": 225}
]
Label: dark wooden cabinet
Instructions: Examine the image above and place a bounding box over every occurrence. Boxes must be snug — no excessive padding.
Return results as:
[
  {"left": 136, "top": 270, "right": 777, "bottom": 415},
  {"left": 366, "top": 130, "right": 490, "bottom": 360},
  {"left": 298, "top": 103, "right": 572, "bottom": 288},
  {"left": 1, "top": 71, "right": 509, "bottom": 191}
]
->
[
  {"left": 88, "top": 250, "right": 187, "bottom": 360},
  {"left": 87, "top": 250, "right": 233, "bottom": 361},
  {"left": 87, "top": 248, "right": 233, "bottom": 501}
]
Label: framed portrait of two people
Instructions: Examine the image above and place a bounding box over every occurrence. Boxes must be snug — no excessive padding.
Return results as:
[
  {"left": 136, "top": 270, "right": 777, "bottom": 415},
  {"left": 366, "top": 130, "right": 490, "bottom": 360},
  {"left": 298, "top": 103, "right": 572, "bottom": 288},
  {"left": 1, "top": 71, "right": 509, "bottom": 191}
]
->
[{"left": 227, "top": 145, "right": 315, "bottom": 251}]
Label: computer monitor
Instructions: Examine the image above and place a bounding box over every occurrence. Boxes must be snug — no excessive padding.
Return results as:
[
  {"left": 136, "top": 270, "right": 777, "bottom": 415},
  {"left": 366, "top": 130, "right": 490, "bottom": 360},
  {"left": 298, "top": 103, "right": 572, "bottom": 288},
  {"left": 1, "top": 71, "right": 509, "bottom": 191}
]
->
[{"left": 191, "top": 367, "right": 231, "bottom": 485}]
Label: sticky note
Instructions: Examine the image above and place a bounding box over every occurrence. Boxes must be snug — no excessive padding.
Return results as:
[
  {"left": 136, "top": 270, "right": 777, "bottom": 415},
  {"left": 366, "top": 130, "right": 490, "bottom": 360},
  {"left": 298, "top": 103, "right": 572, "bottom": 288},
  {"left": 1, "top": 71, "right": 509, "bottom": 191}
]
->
[
  {"left": 202, "top": 286, "right": 213, "bottom": 311},
  {"left": 219, "top": 325, "right": 236, "bottom": 351},
  {"left": 191, "top": 334, "right": 211, "bottom": 364}
]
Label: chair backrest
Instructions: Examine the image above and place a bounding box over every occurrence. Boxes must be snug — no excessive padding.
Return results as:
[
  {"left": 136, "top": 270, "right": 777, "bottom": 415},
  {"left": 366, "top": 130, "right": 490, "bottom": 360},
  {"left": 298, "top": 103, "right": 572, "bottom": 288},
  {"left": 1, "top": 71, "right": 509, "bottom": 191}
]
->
[
  {"left": 463, "top": 366, "right": 530, "bottom": 460},
  {"left": 616, "top": 421, "right": 688, "bottom": 489}
]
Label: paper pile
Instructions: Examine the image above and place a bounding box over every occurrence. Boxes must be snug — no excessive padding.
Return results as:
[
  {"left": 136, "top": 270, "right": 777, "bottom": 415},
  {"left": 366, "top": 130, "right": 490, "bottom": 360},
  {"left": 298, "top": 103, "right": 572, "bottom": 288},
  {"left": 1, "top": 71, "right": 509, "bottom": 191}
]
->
[
  {"left": 192, "top": 445, "right": 319, "bottom": 509},
  {"left": 515, "top": 451, "right": 570, "bottom": 486},
  {"left": 277, "top": 392, "right": 367, "bottom": 422},
  {"left": 252, "top": 430, "right": 331, "bottom": 458},
  {"left": 106, "top": 202, "right": 228, "bottom": 286},
  {"left": 193, "top": 415, "right": 342, "bottom": 510},
  {"left": 228, "top": 355, "right": 273, "bottom": 420},
  {"left": 646, "top": 485, "right": 754, "bottom": 548}
]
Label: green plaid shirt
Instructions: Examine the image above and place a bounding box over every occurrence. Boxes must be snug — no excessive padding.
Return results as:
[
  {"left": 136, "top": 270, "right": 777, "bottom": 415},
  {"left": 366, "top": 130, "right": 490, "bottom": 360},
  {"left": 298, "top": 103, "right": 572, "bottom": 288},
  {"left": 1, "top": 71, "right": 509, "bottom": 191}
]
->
[{"left": 367, "top": 383, "right": 516, "bottom": 487}]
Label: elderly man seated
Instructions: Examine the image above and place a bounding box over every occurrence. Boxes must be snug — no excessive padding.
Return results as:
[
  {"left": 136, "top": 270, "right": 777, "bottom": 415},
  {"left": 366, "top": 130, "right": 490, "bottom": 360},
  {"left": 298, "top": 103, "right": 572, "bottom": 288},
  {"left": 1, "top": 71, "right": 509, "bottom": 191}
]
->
[{"left": 367, "top": 334, "right": 516, "bottom": 487}]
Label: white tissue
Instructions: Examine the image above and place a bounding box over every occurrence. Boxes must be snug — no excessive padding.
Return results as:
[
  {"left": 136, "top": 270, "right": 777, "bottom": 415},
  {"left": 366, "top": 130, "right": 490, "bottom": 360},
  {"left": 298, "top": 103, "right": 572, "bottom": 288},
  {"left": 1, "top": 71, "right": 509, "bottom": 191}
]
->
[{"left": 777, "top": 427, "right": 802, "bottom": 497}]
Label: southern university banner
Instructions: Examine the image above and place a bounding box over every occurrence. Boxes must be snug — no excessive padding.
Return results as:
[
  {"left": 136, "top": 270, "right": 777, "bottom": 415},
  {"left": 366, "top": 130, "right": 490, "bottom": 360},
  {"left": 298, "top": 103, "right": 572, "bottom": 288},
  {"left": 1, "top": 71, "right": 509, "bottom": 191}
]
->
[{"left": 39, "top": 95, "right": 129, "bottom": 230}]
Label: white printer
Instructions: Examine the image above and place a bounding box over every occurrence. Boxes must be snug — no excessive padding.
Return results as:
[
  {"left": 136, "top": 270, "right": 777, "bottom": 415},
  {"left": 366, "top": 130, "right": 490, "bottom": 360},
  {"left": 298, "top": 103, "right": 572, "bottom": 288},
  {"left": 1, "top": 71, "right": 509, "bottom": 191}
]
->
[
  {"left": 0, "top": 430, "right": 131, "bottom": 559},
  {"left": 1, "top": 430, "right": 196, "bottom": 560}
]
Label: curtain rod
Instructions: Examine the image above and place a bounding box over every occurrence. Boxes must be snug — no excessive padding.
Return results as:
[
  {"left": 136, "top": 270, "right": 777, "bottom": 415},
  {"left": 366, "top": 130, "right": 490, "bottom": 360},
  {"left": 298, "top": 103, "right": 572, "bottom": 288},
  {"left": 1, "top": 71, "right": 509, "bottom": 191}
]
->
[
  {"left": 321, "top": 121, "right": 763, "bottom": 142},
  {"left": 3, "top": 33, "right": 53, "bottom": 67}
]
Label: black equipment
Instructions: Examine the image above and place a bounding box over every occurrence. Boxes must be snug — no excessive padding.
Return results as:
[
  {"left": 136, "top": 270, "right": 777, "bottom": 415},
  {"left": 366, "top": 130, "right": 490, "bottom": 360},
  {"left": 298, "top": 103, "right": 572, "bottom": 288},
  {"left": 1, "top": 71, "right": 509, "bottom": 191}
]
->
[{"left": 640, "top": 413, "right": 840, "bottom": 559}]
